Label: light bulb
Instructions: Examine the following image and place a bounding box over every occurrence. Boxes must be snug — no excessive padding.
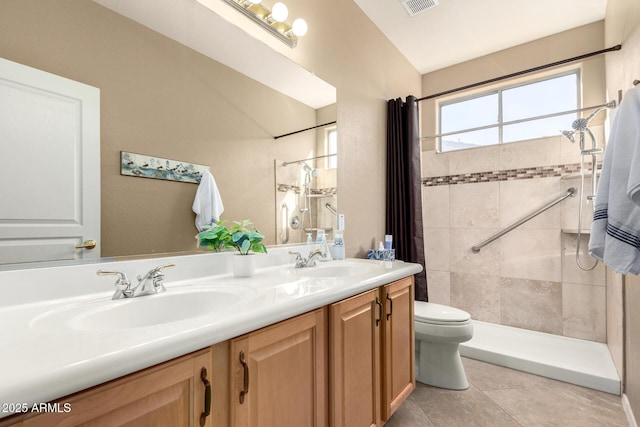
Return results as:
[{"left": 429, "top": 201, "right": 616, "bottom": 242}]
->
[
  {"left": 271, "top": 2, "right": 288, "bottom": 22},
  {"left": 292, "top": 18, "right": 307, "bottom": 36}
]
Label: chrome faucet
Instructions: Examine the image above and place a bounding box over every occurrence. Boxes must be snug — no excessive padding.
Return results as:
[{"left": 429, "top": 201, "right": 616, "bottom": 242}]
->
[
  {"left": 97, "top": 264, "right": 175, "bottom": 299},
  {"left": 289, "top": 249, "right": 326, "bottom": 268}
]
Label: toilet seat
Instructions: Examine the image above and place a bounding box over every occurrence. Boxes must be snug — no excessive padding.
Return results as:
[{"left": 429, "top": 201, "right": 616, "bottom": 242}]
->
[{"left": 415, "top": 302, "right": 470, "bottom": 325}]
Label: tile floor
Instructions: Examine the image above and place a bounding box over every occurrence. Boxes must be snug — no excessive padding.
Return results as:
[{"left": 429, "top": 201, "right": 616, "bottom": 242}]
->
[{"left": 385, "top": 358, "right": 629, "bottom": 427}]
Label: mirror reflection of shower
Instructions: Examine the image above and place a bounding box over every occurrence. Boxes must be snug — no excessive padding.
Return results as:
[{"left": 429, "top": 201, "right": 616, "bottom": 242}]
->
[
  {"left": 561, "top": 100, "right": 616, "bottom": 270},
  {"left": 275, "top": 153, "right": 338, "bottom": 244}
]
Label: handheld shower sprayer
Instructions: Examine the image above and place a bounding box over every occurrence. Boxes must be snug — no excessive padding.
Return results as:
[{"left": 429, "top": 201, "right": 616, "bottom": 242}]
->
[
  {"left": 559, "top": 100, "right": 616, "bottom": 271},
  {"left": 561, "top": 130, "right": 575, "bottom": 143}
]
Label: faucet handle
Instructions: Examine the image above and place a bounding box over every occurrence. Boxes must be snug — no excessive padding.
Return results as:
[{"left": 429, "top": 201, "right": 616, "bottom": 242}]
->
[
  {"left": 97, "top": 270, "right": 133, "bottom": 299},
  {"left": 97, "top": 269, "right": 130, "bottom": 283},
  {"left": 146, "top": 263, "right": 176, "bottom": 277},
  {"left": 288, "top": 251, "right": 306, "bottom": 268},
  {"left": 157, "top": 263, "right": 176, "bottom": 271},
  {"left": 138, "top": 264, "right": 176, "bottom": 294},
  {"left": 153, "top": 264, "right": 175, "bottom": 292}
]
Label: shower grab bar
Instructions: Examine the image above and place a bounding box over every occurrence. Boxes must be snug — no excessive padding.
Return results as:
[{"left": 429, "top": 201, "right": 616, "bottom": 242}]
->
[
  {"left": 280, "top": 203, "right": 289, "bottom": 244},
  {"left": 471, "top": 187, "right": 577, "bottom": 253}
]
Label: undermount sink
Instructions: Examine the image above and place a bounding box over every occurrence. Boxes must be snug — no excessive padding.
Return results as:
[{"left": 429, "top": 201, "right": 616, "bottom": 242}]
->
[
  {"left": 31, "top": 285, "right": 255, "bottom": 332},
  {"left": 293, "top": 261, "right": 381, "bottom": 278}
]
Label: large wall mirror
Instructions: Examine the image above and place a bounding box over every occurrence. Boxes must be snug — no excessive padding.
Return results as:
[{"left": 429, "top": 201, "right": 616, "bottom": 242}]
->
[{"left": 0, "top": 0, "right": 336, "bottom": 269}]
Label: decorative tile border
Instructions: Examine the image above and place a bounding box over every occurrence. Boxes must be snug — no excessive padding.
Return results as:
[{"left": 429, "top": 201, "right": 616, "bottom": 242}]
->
[
  {"left": 276, "top": 183, "right": 337, "bottom": 196},
  {"left": 422, "top": 162, "right": 601, "bottom": 187},
  {"left": 311, "top": 187, "right": 337, "bottom": 196},
  {"left": 277, "top": 183, "right": 301, "bottom": 194}
]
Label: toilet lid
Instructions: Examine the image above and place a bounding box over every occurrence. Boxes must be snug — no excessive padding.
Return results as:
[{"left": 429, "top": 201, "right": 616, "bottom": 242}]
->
[{"left": 414, "top": 302, "right": 470, "bottom": 323}]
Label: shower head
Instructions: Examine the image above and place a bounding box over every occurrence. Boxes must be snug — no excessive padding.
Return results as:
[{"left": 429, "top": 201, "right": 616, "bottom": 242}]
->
[
  {"left": 572, "top": 118, "right": 590, "bottom": 132},
  {"left": 561, "top": 117, "right": 590, "bottom": 143},
  {"left": 302, "top": 162, "right": 318, "bottom": 178}
]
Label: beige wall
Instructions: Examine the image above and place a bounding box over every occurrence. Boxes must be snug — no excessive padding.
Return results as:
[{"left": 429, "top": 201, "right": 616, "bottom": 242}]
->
[
  {"left": 604, "top": 0, "right": 640, "bottom": 420},
  {"left": 420, "top": 22, "right": 609, "bottom": 340},
  {"left": 0, "top": 0, "right": 421, "bottom": 258}
]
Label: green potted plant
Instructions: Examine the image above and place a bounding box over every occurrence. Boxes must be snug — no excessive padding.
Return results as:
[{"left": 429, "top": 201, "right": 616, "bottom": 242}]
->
[{"left": 198, "top": 220, "right": 267, "bottom": 277}]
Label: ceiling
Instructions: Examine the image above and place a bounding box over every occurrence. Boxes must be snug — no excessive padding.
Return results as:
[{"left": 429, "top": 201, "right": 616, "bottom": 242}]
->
[
  {"left": 94, "top": 0, "right": 607, "bottom": 107},
  {"left": 353, "top": 0, "right": 608, "bottom": 74}
]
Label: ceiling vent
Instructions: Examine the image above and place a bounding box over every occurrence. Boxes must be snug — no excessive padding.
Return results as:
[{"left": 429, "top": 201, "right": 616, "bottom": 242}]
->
[{"left": 400, "top": 0, "right": 439, "bottom": 16}]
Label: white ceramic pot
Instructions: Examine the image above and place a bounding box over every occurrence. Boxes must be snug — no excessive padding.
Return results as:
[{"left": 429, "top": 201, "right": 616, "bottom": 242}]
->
[{"left": 232, "top": 253, "right": 256, "bottom": 277}]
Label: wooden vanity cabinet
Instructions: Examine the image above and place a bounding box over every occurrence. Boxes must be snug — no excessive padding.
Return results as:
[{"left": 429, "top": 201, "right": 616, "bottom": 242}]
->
[
  {"left": 380, "top": 277, "right": 415, "bottom": 421},
  {"left": 18, "top": 349, "right": 213, "bottom": 427},
  {"left": 228, "top": 308, "right": 328, "bottom": 427},
  {"left": 329, "top": 288, "right": 382, "bottom": 427},
  {"left": 329, "top": 277, "right": 415, "bottom": 427}
]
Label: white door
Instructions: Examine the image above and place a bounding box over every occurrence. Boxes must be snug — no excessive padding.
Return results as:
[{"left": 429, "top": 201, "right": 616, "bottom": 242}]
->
[{"left": 0, "top": 58, "right": 100, "bottom": 264}]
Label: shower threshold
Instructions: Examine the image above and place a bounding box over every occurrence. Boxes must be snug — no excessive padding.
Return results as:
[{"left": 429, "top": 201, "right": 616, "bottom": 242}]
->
[{"left": 459, "top": 320, "right": 620, "bottom": 395}]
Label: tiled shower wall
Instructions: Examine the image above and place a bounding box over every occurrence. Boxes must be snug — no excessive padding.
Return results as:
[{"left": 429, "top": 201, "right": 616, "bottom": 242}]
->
[{"left": 422, "top": 129, "right": 608, "bottom": 342}]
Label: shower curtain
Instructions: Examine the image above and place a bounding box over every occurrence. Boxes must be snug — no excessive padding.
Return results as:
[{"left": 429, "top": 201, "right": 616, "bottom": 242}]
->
[{"left": 386, "top": 96, "right": 428, "bottom": 301}]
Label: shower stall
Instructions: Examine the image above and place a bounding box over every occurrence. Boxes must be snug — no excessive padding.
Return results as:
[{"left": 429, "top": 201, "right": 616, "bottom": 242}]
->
[
  {"left": 420, "top": 99, "right": 620, "bottom": 392},
  {"left": 275, "top": 155, "right": 337, "bottom": 244}
]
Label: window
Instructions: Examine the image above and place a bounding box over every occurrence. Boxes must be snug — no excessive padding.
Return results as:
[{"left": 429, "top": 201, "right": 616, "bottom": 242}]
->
[
  {"left": 438, "top": 71, "right": 579, "bottom": 152},
  {"left": 325, "top": 127, "right": 337, "bottom": 169}
]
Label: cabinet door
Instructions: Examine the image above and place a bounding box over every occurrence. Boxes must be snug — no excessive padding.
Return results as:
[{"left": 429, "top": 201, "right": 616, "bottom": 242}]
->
[
  {"left": 330, "top": 288, "right": 381, "bottom": 427},
  {"left": 381, "top": 277, "right": 415, "bottom": 421},
  {"left": 229, "top": 308, "right": 327, "bottom": 427},
  {"left": 22, "top": 349, "right": 212, "bottom": 427}
]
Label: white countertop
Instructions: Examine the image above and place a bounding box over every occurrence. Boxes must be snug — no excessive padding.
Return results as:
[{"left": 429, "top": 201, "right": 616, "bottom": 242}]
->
[{"left": 0, "top": 248, "right": 421, "bottom": 419}]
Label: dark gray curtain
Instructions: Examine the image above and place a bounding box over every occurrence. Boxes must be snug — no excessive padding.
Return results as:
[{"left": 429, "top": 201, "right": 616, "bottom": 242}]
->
[{"left": 386, "top": 96, "right": 428, "bottom": 301}]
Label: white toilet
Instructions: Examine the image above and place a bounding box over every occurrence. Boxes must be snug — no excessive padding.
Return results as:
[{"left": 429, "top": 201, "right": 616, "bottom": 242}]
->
[{"left": 414, "top": 301, "right": 473, "bottom": 390}]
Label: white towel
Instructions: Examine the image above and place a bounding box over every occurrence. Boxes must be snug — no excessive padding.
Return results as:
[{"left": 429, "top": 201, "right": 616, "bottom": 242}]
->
[
  {"left": 192, "top": 170, "right": 224, "bottom": 232},
  {"left": 589, "top": 85, "right": 640, "bottom": 274}
]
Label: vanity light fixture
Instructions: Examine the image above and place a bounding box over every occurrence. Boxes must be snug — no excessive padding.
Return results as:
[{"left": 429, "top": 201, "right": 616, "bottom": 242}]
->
[{"left": 221, "top": 0, "right": 307, "bottom": 48}]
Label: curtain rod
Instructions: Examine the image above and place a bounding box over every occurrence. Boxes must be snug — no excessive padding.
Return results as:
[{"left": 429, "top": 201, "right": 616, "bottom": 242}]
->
[
  {"left": 418, "top": 44, "right": 622, "bottom": 102},
  {"left": 274, "top": 121, "right": 337, "bottom": 139}
]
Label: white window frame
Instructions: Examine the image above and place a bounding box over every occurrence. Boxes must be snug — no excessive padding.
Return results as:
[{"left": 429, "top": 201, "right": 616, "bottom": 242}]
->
[
  {"left": 436, "top": 69, "right": 581, "bottom": 152},
  {"left": 325, "top": 126, "right": 337, "bottom": 169}
]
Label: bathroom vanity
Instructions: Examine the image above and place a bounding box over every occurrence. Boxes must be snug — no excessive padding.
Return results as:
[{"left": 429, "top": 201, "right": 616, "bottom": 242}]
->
[{"left": 0, "top": 247, "right": 421, "bottom": 426}]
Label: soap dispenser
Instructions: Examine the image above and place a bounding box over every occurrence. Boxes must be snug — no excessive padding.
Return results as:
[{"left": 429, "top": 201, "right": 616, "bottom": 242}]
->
[
  {"left": 332, "top": 230, "right": 345, "bottom": 260},
  {"left": 332, "top": 214, "right": 345, "bottom": 260},
  {"left": 319, "top": 230, "right": 332, "bottom": 261}
]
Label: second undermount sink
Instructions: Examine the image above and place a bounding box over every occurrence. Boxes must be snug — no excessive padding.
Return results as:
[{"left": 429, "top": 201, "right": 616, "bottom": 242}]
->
[
  {"left": 31, "top": 285, "right": 256, "bottom": 332},
  {"left": 293, "top": 261, "right": 382, "bottom": 278}
]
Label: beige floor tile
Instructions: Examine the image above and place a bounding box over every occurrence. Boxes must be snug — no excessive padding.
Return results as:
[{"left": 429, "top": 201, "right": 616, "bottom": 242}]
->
[
  {"left": 384, "top": 394, "right": 435, "bottom": 427},
  {"left": 410, "top": 382, "right": 520, "bottom": 427},
  {"left": 483, "top": 387, "right": 628, "bottom": 426},
  {"left": 392, "top": 358, "right": 628, "bottom": 427}
]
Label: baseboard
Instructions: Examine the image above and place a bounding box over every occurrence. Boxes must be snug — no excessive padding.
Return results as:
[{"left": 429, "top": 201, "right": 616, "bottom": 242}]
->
[{"left": 623, "top": 394, "right": 638, "bottom": 427}]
